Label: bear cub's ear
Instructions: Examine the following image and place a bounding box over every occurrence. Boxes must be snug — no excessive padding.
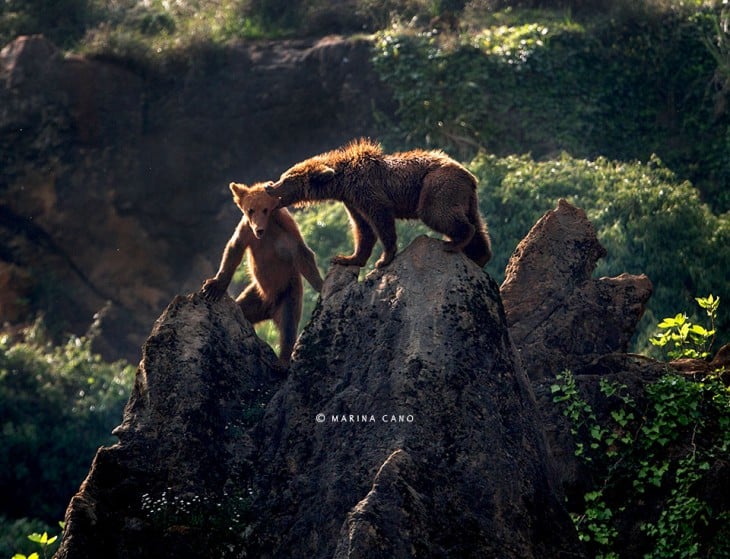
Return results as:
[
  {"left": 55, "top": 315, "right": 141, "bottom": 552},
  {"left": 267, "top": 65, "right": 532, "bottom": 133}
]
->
[{"left": 229, "top": 182, "right": 248, "bottom": 200}]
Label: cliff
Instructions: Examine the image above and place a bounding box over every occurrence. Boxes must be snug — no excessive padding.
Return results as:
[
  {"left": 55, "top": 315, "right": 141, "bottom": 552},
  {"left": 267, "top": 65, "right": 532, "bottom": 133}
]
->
[
  {"left": 0, "top": 34, "right": 391, "bottom": 360},
  {"left": 56, "top": 234, "right": 586, "bottom": 558},
  {"left": 55, "top": 200, "right": 730, "bottom": 557}
]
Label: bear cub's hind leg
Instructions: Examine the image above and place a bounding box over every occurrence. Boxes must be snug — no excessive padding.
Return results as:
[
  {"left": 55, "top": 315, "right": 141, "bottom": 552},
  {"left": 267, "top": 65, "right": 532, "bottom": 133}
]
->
[
  {"left": 272, "top": 282, "right": 302, "bottom": 363},
  {"left": 236, "top": 284, "right": 271, "bottom": 324}
]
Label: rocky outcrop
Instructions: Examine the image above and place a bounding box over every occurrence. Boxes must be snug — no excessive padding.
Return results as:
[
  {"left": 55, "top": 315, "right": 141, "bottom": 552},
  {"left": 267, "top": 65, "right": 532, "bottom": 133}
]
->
[
  {"left": 56, "top": 293, "right": 282, "bottom": 558},
  {"left": 500, "top": 199, "right": 653, "bottom": 380},
  {"left": 0, "top": 34, "right": 391, "bottom": 361},
  {"left": 252, "top": 236, "right": 579, "bottom": 558},
  {"left": 56, "top": 236, "right": 583, "bottom": 558}
]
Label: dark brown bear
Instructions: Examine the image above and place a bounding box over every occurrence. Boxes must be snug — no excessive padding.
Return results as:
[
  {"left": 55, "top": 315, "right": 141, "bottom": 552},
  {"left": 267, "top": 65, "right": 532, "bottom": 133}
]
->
[
  {"left": 201, "top": 183, "right": 323, "bottom": 363},
  {"left": 265, "top": 138, "right": 491, "bottom": 268}
]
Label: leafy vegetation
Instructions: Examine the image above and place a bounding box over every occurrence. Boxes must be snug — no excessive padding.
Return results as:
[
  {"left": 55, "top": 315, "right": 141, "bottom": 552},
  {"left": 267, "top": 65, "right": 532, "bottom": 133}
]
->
[
  {"left": 551, "top": 297, "right": 729, "bottom": 557},
  {"left": 372, "top": 3, "right": 730, "bottom": 211},
  {"left": 0, "top": 518, "right": 58, "bottom": 559},
  {"left": 650, "top": 295, "right": 720, "bottom": 359},
  {"left": 0, "top": 321, "right": 134, "bottom": 535},
  {"left": 12, "top": 528, "right": 61, "bottom": 559}
]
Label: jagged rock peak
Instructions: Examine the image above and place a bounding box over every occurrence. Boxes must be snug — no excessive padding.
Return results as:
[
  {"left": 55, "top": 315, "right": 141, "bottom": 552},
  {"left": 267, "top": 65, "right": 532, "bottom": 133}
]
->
[
  {"left": 252, "top": 236, "right": 582, "bottom": 558},
  {"left": 56, "top": 235, "right": 582, "bottom": 558},
  {"left": 56, "top": 294, "right": 282, "bottom": 558},
  {"left": 501, "top": 199, "right": 653, "bottom": 380}
]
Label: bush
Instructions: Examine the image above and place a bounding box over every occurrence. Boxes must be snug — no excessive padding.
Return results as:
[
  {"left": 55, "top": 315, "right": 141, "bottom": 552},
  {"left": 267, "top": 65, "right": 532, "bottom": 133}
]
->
[
  {"left": 0, "top": 321, "right": 134, "bottom": 523},
  {"left": 0, "top": 517, "right": 58, "bottom": 559},
  {"left": 372, "top": 4, "right": 730, "bottom": 212},
  {"left": 470, "top": 152, "right": 730, "bottom": 353},
  {"left": 551, "top": 365, "right": 730, "bottom": 559},
  {"left": 0, "top": 0, "right": 92, "bottom": 48}
]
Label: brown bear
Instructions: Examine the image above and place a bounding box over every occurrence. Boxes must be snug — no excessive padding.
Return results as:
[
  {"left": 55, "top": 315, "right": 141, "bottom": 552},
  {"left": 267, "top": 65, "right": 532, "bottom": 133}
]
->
[
  {"left": 201, "top": 182, "right": 323, "bottom": 363},
  {"left": 264, "top": 138, "right": 491, "bottom": 268}
]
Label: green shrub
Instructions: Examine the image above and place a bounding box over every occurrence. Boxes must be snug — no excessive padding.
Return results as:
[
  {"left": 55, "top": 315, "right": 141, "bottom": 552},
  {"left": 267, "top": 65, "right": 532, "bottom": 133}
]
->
[
  {"left": 469, "top": 152, "right": 729, "bottom": 353},
  {"left": 0, "top": 0, "right": 92, "bottom": 48},
  {"left": 0, "top": 517, "right": 57, "bottom": 559},
  {"left": 0, "top": 321, "right": 134, "bottom": 523},
  {"left": 372, "top": 4, "right": 730, "bottom": 211},
  {"left": 551, "top": 360, "right": 730, "bottom": 558}
]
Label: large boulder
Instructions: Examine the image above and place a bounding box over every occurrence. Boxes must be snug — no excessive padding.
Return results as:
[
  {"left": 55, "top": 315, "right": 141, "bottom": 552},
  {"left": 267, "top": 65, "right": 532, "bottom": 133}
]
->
[
  {"left": 251, "top": 236, "right": 580, "bottom": 558},
  {"left": 56, "top": 236, "right": 582, "bottom": 558},
  {"left": 55, "top": 293, "right": 282, "bottom": 558}
]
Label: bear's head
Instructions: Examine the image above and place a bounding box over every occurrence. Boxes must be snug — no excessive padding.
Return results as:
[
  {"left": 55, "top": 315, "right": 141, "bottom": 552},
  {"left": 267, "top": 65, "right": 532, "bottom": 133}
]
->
[
  {"left": 230, "top": 182, "right": 281, "bottom": 239},
  {"left": 266, "top": 159, "right": 336, "bottom": 206}
]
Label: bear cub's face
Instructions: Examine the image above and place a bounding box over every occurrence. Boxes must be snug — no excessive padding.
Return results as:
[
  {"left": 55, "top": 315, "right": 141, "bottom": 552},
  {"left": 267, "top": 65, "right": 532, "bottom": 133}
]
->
[{"left": 230, "top": 182, "right": 280, "bottom": 239}]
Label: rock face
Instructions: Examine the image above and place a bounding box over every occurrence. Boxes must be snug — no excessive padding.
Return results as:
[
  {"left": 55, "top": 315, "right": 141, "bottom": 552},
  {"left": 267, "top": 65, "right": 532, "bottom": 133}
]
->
[
  {"left": 501, "top": 199, "right": 653, "bottom": 380},
  {"left": 56, "top": 236, "right": 583, "bottom": 558},
  {"left": 253, "top": 236, "right": 579, "bottom": 558},
  {"left": 0, "top": 34, "right": 391, "bottom": 361},
  {"left": 56, "top": 293, "right": 282, "bottom": 558}
]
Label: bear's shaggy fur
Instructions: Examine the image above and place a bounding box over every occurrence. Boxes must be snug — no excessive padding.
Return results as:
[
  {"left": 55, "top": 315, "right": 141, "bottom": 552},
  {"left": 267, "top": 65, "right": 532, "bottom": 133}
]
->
[
  {"left": 201, "top": 183, "right": 323, "bottom": 363},
  {"left": 265, "top": 138, "right": 491, "bottom": 268}
]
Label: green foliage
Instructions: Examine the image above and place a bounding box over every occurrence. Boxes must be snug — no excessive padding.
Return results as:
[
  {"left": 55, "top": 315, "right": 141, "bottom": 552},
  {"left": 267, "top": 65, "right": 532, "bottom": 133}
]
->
[
  {"left": 5, "top": 520, "right": 63, "bottom": 559},
  {"left": 551, "top": 360, "right": 730, "bottom": 557},
  {"left": 0, "top": 0, "right": 92, "bottom": 48},
  {"left": 650, "top": 295, "right": 719, "bottom": 359},
  {"left": 371, "top": 5, "right": 730, "bottom": 211},
  {"left": 15, "top": 529, "right": 60, "bottom": 559},
  {"left": 467, "top": 152, "right": 730, "bottom": 353},
  {"left": 0, "top": 518, "right": 56, "bottom": 559},
  {"left": 0, "top": 321, "right": 134, "bottom": 523}
]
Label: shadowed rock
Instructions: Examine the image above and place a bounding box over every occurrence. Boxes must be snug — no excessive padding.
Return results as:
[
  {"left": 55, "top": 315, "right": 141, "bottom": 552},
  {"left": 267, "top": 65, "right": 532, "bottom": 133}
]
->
[
  {"left": 249, "top": 236, "right": 581, "bottom": 558},
  {"left": 501, "top": 199, "right": 653, "bottom": 380},
  {"left": 55, "top": 236, "right": 582, "bottom": 558},
  {"left": 55, "top": 294, "right": 281, "bottom": 558}
]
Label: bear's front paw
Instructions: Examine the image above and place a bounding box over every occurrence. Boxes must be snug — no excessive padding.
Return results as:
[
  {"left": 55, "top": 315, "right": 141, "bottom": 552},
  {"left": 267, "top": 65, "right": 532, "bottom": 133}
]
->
[{"left": 200, "top": 278, "right": 227, "bottom": 301}]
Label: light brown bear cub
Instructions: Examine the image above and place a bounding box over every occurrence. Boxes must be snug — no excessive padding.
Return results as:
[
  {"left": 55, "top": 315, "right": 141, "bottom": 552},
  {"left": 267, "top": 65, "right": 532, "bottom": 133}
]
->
[
  {"left": 201, "top": 182, "right": 323, "bottom": 363},
  {"left": 265, "top": 138, "right": 491, "bottom": 269}
]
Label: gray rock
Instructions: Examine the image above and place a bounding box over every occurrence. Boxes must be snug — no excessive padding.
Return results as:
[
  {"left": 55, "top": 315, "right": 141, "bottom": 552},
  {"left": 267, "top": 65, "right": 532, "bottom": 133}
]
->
[
  {"left": 501, "top": 199, "right": 653, "bottom": 380},
  {"left": 251, "top": 236, "right": 581, "bottom": 558},
  {"left": 56, "top": 293, "right": 281, "bottom": 558},
  {"left": 56, "top": 236, "right": 582, "bottom": 558}
]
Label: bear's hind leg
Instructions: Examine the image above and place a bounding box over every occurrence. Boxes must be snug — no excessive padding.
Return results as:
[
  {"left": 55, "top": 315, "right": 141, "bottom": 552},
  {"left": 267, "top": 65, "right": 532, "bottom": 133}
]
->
[
  {"left": 418, "top": 204, "right": 476, "bottom": 254},
  {"left": 443, "top": 214, "right": 476, "bottom": 253},
  {"left": 332, "top": 205, "right": 377, "bottom": 267},
  {"left": 368, "top": 207, "right": 398, "bottom": 268},
  {"left": 419, "top": 168, "right": 489, "bottom": 260}
]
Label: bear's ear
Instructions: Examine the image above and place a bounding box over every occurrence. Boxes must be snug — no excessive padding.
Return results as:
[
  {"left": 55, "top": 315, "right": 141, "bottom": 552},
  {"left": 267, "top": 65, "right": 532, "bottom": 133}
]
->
[
  {"left": 229, "top": 182, "right": 248, "bottom": 200},
  {"left": 312, "top": 165, "right": 335, "bottom": 184}
]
